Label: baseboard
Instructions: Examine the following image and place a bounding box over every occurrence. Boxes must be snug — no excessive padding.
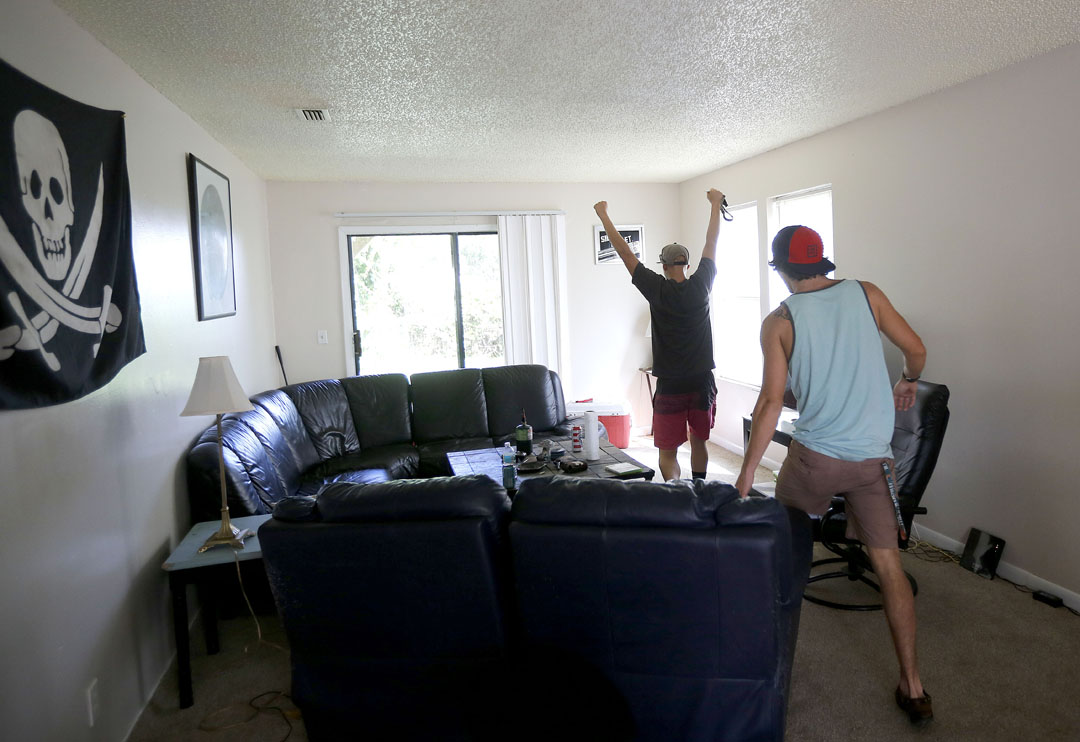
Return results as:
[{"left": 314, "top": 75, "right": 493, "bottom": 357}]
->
[
  {"left": 913, "top": 524, "right": 1080, "bottom": 611},
  {"left": 711, "top": 433, "right": 786, "bottom": 472}
]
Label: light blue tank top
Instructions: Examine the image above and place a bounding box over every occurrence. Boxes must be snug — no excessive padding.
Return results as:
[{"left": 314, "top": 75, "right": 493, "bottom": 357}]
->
[{"left": 784, "top": 280, "right": 894, "bottom": 461}]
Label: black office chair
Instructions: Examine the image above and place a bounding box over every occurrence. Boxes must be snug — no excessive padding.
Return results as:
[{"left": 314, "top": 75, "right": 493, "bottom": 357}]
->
[{"left": 804, "top": 381, "right": 950, "bottom": 611}]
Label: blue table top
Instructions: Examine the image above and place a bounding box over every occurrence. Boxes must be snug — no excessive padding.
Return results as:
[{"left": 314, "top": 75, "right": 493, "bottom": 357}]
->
[{"left": 162, "top": 514, "right": 273, "bottom": 572}]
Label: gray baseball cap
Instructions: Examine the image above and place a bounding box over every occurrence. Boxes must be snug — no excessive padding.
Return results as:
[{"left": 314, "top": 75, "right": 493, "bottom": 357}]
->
[{"left": 658, "top": 243, "right": 690, "bottom": 266}]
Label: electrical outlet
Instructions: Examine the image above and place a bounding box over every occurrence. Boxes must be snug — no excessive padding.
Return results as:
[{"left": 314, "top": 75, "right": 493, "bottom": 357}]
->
[
  {"left": 85, "top": 677, "right": 99, "bottom": 727},
  {"left": 317, "top": 330, "right": 328, "bottom": 345}
]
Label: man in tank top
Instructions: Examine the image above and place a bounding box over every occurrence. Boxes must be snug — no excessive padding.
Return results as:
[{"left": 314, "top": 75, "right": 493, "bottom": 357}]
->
[
  {"left": 593, "top": 189, "right": 725, "bottom": 481},
  {"left": 735, "top": 225, "right": 933, "bottom": 726}
]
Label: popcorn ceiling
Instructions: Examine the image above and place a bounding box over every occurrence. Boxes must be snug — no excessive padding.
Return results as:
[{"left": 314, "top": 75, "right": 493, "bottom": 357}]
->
[{"left": 54, "top": 0, "right": 1080, "bottom": 182}]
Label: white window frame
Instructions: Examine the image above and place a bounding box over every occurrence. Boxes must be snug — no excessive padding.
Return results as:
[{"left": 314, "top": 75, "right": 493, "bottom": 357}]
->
[
  {"left": 713, "top": 184, "right": 834, "bottom": 389},
  {"left": 766, "top": 184, "right": 835, "bottom": 312},
  {"left": 712, "top": 200, "right": 762, "bottom": 387}
]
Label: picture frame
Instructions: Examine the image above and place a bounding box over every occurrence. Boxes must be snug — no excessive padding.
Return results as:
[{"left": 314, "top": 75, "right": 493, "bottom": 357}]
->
[
  {"left": 187, "top": 154, "right": 236, "bottom": 320},
  {"left": 594, "top": 224, "right": 644, "bottom": 265}
]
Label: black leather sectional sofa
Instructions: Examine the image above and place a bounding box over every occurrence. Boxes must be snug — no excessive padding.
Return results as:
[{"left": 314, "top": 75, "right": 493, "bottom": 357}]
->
[
  {"left": 185, "top": 364, "right": 590, "bottom": 522},
  {"left": 260, "top": 474, "right": 813, "bottom": 741}
]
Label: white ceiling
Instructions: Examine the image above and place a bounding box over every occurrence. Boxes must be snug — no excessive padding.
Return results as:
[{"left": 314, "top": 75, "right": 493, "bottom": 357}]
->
[{"left": 54, "top": 0, "right": 1080, "bottom": 183}]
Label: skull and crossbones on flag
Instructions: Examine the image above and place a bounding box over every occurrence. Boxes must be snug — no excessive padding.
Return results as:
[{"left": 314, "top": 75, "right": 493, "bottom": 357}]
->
[{"left": 0, "top": 59, "right": 144, "bottom": 409}]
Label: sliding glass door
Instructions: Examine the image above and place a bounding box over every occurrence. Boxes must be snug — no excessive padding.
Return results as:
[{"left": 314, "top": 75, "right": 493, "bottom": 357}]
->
[{"left": 348, "top": 232, "right": 503, "bottom": 376}]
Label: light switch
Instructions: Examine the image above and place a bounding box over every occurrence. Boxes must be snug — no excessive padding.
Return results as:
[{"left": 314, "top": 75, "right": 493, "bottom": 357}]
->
[{"left": 317, "top": 330, "right": 328, "bottom": 345}]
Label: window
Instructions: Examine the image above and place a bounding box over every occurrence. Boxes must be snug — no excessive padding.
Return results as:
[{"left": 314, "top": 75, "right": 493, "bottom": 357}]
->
[
  {"left": 347, "top": 231, "right": 504, "bottom": 377},
  {"left": 712, "top": 201, "right": 761, "bottom": 385},
  {"left": 768, "top": 186, "right": 834, "bottom": 310},
  {"left": 713, "top": 186, "right": 833, "bottom": 387}
]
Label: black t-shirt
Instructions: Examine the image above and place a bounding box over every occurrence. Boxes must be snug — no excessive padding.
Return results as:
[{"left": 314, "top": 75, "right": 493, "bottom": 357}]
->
[{"left": 632, "top": 257, "right": 717, "bottom": 382}]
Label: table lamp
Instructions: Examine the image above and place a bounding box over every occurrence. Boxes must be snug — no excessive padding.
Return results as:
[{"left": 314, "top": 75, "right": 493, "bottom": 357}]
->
[{"left": 180, "top": 356, "right": 254, "bottom": 552}]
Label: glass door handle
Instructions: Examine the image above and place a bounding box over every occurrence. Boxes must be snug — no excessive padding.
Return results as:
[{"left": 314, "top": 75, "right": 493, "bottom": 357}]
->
[{"left": 353, "top": 330, "right": 362, "bottom": 359}]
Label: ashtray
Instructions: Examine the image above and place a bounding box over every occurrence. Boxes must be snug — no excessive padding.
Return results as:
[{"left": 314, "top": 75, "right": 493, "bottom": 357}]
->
[
  {"left": 516, "top": 460, "right": 546, "bottom": 473},
  {"left": 549, "top": 447, "right": 567, "bottom": 461}
]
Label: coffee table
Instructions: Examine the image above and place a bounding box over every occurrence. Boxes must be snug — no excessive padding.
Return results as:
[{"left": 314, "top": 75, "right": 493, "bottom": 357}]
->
[{"left": 447, "top": 438, "right": 654, "bottom": 493}]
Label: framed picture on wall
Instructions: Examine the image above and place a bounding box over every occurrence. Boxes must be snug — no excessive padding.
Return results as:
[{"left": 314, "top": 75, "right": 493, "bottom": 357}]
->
[
  {"left": 187, "top": 154, "right": 236, "bottom": 320},
  {"left": 594, "top": 224, "right": 644, "bottom": 265}
]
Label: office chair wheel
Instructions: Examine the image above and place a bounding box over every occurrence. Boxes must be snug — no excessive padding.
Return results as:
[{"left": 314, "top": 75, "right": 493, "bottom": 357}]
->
[{"left": 803, "top": 547, "right": 918, "bottom": 611}]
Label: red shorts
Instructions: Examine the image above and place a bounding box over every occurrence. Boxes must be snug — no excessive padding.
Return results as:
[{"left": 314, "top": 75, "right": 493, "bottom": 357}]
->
[
  {"left": 652, "top": 391, "right": 716, "bottom": 450},
  {"left": 775, "top": 440, "right": 899, "bottom": 548}
]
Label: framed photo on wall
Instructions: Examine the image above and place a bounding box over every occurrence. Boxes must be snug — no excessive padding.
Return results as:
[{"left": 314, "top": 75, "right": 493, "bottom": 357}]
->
[
  {"left": 594, "top": 224, "right": 644, "bottom": 265},
  {"left": 187, "top": 154, "right": 236, "bottom": 320}
]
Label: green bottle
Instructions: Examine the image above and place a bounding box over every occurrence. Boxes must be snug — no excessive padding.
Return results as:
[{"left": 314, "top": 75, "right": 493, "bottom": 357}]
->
[{"left": 515, "top": 408, "right": 533, "bottom": 454}]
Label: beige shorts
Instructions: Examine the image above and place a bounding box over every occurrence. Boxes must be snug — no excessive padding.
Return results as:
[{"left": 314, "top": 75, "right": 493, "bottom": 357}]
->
[{"left": 775, "top": 440, "right": 899, "bottom": 549}]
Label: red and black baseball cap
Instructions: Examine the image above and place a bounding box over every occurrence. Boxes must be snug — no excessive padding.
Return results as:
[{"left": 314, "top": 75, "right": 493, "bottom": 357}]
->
[{"left": 769, "top": 225, "right": 835, "bottom": 277}]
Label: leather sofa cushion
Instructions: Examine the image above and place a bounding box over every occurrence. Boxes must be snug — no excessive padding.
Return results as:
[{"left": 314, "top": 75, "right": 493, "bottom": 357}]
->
[
  {"left": 519, "top": 477, "right": 793, "bottom": 528},
  {"left": 410, "top": 368, "right": 489, "bottom": 442},
  {"left": 515, "top": 477, "right": 799, "bottom": 599},
  {"left": 293, "top": 467, "right": 391, "bottom": 500},
  {"left": 549, "top": 369, "right": 568, "bottom": 421},
  {"left": 284, "top": 379, "right": 360, "bottom": 460},
  {"left": 513, "top": 476, "right": 803, "bottom": 612},
  {"left": 236, "top": 403, "right": 305, "bottom": 496},
  {"left": 482, "top": 364, "right": 560, "bottom": 437},
  {"left": 314, "top": 474, "right": 509, "bottom": 524},
  {"left": 512, "top": 477, "right": 739, "bottom": 527},
  {"left": 187, "top": 434, "right": 272, "bottom": 521},
  {"left": 509, "top": 477, "right": 804, "bottom": 740},
  {"left": 215, "top": 415, "right": 289, "bottom": 509},
  {"left": 342, "top": 373, "right": 413, "bottom": 449},
  {"left": 251, "top": 389, "right": 320, "bottom": 472},
  {"left": 189, "top": 416, "right": 287, "bottom": 520},
  {"left": 310, "top": 444, "right": 420, "bottom": 481},
  {"left": 260, "top": 474, "right": 513, "bottom": 739}
]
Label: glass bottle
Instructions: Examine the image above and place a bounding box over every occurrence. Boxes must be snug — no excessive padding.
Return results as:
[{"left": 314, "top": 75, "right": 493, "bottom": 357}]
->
[{"left": 515, "top": 409, "right": 533, "bottom": 454}]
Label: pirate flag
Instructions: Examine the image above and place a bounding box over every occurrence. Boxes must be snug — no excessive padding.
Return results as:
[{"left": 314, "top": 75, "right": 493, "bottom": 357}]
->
[{"left": 0, "top": 59, "right": 145, "bottom": 409}]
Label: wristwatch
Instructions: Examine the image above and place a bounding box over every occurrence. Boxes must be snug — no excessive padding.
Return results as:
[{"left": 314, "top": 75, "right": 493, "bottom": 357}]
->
[{"left": 902, "top": 374, "right": 920, "bottom": 383}]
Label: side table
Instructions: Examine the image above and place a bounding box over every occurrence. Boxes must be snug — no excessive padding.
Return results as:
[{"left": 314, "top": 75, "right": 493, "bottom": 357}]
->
[
  {"left": 162, "top": 513, "right": 272, "bottom": 708},
  {"left": 741, "top": 414, "right": 795, "bottom": 450}
]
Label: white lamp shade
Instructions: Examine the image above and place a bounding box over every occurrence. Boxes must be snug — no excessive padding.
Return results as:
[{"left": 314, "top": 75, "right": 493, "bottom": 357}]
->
[{"left": 180, "top": 356, "right": 254, "bottom": 416}]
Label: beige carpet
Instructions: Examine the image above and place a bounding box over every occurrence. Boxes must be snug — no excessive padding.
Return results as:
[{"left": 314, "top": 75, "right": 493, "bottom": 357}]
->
[
  {"left": 621, "top": 432, "right": 776, "bottom": 487},
  {"left": 789, "top": 541, "right": 1080, "bottom": 741},
  {"left": 128, "top": 613, "right": 303, "bottom": 742}
]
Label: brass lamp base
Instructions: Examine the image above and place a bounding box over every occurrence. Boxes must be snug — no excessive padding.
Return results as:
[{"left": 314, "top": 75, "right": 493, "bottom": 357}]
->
[{"left": 198, "top": 509, "right": 247, "bottom": 553}]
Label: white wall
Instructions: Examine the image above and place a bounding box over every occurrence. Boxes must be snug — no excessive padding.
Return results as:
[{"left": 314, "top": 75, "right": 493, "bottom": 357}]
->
[
  {"left": 266, "top": 182, "right": 680, "bottom": 428},
  {"left": 682, "top": 43, "right": 1080, "bottom": 602},
  {"left": 0, "top": 2, "right": 279, "bottom": 739}
]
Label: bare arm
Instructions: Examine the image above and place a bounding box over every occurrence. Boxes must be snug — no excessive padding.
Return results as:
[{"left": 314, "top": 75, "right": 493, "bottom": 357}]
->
[
  {"left": 735, "top": 305, "right": 793, "bottom": 497},
  {"left": 593, "top": 201, "right": 640, "bottom": 276},
  {"left": 701, "top": 189, "right": 726, "bottom": 264},
  {"left": 862, "top": 281, "right": 926, "bottom": 411}
]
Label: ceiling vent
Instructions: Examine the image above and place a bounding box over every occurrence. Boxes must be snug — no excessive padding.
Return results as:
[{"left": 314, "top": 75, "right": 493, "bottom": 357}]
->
[{"left": 294, "top": 108, "right": 331, "bottom": 122}]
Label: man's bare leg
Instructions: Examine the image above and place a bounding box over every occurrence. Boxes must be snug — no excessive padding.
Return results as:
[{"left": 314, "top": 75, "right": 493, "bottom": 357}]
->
[
  {"left": 688, "top": 432, "right": 708, "bottom": 477},
  {"left": 658, "top": 448, "right": 680, "bottom": 481},
  {"left": 867, "top": 546, "right": 925, "bottom": 699}
]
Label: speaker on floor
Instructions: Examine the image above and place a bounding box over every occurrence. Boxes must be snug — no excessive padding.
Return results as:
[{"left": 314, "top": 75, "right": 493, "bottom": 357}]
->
[{"left": 960, "top": 527, "right": 1005, "bottom": 579}]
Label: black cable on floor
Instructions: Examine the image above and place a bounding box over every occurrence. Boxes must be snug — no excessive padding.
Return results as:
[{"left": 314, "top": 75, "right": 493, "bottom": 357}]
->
[
  {"left": 198, "top": 690, "right": 295, "bottom": 741},
  {"left": 196, "top": 552, "right": 296, "bottom": 737},
  {"left": 908, "top": 529, "right": 1079, "bottom": 617}
]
